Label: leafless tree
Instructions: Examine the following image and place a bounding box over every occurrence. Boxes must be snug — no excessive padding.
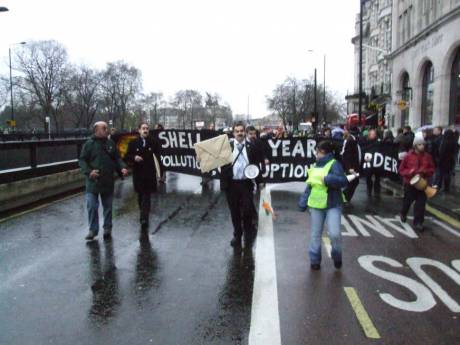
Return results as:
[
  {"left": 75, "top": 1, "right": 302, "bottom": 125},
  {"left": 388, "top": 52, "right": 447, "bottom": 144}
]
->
[
  {"left": 101, "top": 61, "right": 142, "bottom": 129},
  {"left": 64, "top": 65, "right": 103, "bottom": 129},
  {"left": 14, "top": 40, "right": 70, "bottom": 132}
]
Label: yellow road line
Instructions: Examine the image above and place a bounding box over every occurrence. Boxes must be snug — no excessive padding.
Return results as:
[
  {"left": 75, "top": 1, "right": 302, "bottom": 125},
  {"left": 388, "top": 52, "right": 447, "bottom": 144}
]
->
[
  {"left": 426, "top": 205, "right": 460, "bottom": 230},
  {"left": 344, "top": 287, "right": 381, "bottom": 339},
  {"left": 0, "top": 192, "right": 84, "bottom": 224}
]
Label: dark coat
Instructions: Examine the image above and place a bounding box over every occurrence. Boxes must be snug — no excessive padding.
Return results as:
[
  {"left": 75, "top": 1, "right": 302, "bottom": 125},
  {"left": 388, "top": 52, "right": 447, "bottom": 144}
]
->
[
  {"left": 126, "top": 136, "right": 161, "bottom": 193},
  {"left": 220, "top": 139, "right": 264, "bottom": 191},
  {"left": 438, "top": 131, "right": 458, "bottom": 172},
  {"left": 79, "top": 136, "right": 126, "bottom": 194},
  {"left": 341, "top": 135, "right": 361, "bottom": 173}
]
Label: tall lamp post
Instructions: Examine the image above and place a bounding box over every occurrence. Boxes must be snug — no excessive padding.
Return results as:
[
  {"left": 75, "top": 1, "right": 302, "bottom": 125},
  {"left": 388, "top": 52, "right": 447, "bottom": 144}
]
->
[
  {"left": 9, "top": 41, "right": 26, "bottom": 130},
  {"left": 308, "top": 50, "right": 326, "bottom": 125}
]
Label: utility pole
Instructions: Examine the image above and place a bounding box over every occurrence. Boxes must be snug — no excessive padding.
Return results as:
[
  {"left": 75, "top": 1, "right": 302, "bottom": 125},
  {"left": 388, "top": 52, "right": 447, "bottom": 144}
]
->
[
  {"left": 358, "top": 0, "right": 365, "bottom": 128},
  {"left": 314, "top": 68, "right": 317, "bottom": 130},
  {"left": 323, "top": 54, "right": 326, "bottom": 124}
]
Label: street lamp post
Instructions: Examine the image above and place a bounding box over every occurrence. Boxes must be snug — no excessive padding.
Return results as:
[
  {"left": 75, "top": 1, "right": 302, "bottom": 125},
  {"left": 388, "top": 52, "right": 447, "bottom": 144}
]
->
[
  {"left": 308, "top": 50, "right": 326, "bottom": 127},
  {"left": 8, "top": 42, "right": 26, "bottom": 131}
]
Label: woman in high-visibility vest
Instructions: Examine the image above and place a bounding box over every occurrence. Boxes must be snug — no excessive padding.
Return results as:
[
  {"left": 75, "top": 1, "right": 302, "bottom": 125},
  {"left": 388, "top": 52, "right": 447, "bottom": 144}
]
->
[{"left": 299, "top": 140, "right": 351, "bottom": 270}]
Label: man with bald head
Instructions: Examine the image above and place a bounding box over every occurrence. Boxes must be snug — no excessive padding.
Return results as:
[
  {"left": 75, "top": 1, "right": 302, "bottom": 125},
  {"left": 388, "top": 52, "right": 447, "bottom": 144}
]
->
[{"left": 79, "top": 121, "right": 128, "bottom": 241}]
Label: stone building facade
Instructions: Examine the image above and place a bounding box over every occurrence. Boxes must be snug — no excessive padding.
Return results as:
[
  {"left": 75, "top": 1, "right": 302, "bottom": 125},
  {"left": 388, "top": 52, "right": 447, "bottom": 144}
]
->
[
  {"left": 390, "top": 0, "right": 460, "bottom": 129},
  {"left": 347, "top": 0, "right": 393, "bottom": 122}
]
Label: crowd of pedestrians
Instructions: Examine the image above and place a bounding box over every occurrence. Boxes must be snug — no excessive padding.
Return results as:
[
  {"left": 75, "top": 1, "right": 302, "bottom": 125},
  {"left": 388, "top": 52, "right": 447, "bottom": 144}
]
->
[{"left": 78, "top": 120, "right": 459, "bottom": 272}]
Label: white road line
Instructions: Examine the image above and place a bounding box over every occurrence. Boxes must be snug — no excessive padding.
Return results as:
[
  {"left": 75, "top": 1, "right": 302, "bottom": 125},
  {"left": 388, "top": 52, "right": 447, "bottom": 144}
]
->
[
  {"left": 322, "top": 237, "right": 332, "bottom": 258},
  {"left": 431, "top": 219, "right": 460, "bottom": 238},
  {"left": 249, "top": 187, "right": 282, "bottom": 345}
]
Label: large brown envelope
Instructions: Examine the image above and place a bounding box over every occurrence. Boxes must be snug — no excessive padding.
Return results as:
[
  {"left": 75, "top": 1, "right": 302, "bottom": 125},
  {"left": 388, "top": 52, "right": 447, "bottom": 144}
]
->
[{"left": 194, "top": 134, "right": 233, "bottom": 173}]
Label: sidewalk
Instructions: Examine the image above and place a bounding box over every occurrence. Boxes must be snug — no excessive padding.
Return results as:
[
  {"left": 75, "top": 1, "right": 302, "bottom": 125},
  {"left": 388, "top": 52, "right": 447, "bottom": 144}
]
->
[{"left": 382, "top": 167, "right": 460, "bottom": 226}]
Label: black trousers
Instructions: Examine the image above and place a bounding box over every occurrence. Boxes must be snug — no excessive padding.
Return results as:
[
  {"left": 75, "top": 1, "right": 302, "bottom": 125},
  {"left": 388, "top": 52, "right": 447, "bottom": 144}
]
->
[
  {"left": 401, "top": 185, "right": 427, "bottom": 226},
  {"left": 343, "top": 178, "right": 359, "bottom": 202},
  {"left": 137, "top": 192, "right": 151, "bottom": 223},
  {"left": 366, "top": 171, "right": 381, "bottom": 194},
  {"left": 225, "top": 180, "right": 254, "bottom": 240}
]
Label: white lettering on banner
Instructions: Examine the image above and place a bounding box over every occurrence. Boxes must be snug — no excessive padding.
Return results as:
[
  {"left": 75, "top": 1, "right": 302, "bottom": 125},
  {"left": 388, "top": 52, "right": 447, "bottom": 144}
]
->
[
  {"left": 341, "top": 215, "right": 359, "bottom": 237},
  {"left": 280, "top": 163, "right": 289, "bottom": 177},
  {"left": 294, "top": 165, "right": 305, "bottom": 179},
  {"left": 373, "top": 153, "right": 384, "bottom": 168},
  {"left": 158, "top": 131, "right": 201, "bottom": 149},
  {"left": 262, "top": 164, "right": 308, "bottom": 179},
  {"left": 268, "top": 139, "right": 316, "bottom": 159},
  {"left": 282, "top": 140, "right": 291, "bottom": 157},
  {"left": 348, "top": 215, "right": 393, "bottom": 238},
  {"left": 158, "top": 131, "right": 168, "bottom": 148},
  {"left": 406, "top": 258, "right": 460, "bottom": 313},
  {"left": 268, "top": 140, "right": 282, "bottom": 157},
  {"left": 362, "top": 153, "right": 398, "bottom": 173},
  {"left": 292, "top": 140, "right": 305, "bottom": 157},
  {"left": 358, "top": 255, "right": 437, "bottom": 312},
  {"left": 161, "top": 155, "right": 199, "bottom": 169},
  {"left": 307, "top": 140, "right": 316, "bottom": 158}
]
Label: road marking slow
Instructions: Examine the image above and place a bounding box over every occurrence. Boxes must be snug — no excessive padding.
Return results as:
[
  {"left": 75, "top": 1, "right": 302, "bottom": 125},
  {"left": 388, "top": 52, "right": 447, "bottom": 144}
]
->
[
  {"left": 344, "top": 287, "right": 381, "bottom": 339},
  {"left": 249, "top": 187, "right": 282, "bottom": 345}
]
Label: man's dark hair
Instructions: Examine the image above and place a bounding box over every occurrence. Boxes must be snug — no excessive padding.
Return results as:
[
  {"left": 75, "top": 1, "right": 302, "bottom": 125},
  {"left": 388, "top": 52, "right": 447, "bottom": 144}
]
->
[
  {"left": 246, "top": 125, "right": 256, "bottom": 133},
  {"left": 233, "top": 122, "right": 245, "bottom": 130},
  {"left": 316, "top": 140, "right": 334, "bottom": 154},
  {"left": 435, "top": 126, "right": 443, "bottom": 132},
  {"left": 397, "top": 127, "right": 403, "bottom": 134},
  {"left": 404, "top": 125, "right": 412, "bottom": 132}
]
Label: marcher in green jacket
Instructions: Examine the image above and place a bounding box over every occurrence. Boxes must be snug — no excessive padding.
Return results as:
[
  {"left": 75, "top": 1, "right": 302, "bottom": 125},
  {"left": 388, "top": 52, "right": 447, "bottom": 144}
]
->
[{"left": 79, "top": 121, "right": 128, "bottom": 241}]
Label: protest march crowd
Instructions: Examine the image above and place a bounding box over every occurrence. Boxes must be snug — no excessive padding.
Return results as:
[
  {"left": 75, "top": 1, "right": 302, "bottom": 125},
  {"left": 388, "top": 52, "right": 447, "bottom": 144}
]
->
[{"left": 78, "top": 120, "right": 460, "bottom": 270}]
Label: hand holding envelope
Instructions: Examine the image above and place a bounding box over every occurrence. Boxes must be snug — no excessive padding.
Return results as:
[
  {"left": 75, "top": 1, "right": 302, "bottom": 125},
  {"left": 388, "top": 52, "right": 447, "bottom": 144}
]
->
[{"left": 193, "top": 134, "right": 233, "bottom": 173}]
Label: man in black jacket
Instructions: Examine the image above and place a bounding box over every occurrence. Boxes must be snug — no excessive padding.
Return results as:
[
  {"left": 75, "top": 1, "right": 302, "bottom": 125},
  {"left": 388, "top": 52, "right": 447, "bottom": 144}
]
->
[
  {"left": 126, "top": 122, "right": 161, "bottom": 229},
  {"left": 341, "top": 127, "right": 361, "bottom": 202},
  {"left": 220, "top": 122, "right": 263, "bottom": 249}
]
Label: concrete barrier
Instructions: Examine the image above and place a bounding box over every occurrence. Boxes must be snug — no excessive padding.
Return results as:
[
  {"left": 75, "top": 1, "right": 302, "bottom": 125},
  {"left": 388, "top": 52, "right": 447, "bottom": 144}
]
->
[{"left": 0, "top": 169, "right": 84, "bottom": 213}]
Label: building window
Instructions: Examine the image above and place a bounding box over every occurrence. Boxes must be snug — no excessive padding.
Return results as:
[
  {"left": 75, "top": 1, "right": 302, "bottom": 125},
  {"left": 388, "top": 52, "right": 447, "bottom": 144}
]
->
[
  {"left": 421, "top": 62, "right": 434, "bottom": 125},
  {"left": 450, "top": 49, "right": 460, "bottom": 125},
  {"left": 401, "top": 72, "right": 410, "bottom": 126}
]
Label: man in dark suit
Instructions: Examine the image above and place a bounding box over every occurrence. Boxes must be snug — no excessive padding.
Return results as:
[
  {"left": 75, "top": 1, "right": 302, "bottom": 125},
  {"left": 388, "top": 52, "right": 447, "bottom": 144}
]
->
[
  {"left": 126, "top": 122, "right": 161, "bottom": 229},
  {"left": 220, "top": 122, "right": 263, "bottom": 249}
]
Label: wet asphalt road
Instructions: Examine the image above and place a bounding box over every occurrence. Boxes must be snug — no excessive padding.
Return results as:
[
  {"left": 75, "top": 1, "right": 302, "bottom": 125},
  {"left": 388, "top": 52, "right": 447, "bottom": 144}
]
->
[{"left": 1, "top": 173, "right": 459, "bottom": 345}]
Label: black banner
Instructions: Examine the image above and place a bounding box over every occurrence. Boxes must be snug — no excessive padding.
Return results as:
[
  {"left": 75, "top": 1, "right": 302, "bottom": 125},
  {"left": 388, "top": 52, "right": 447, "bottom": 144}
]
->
[
  {"left": 114, "top": 130, "right": 400, "bottom": 183},
  {"left": 361, "top": 142, "right": 399, "bottom": 179}
]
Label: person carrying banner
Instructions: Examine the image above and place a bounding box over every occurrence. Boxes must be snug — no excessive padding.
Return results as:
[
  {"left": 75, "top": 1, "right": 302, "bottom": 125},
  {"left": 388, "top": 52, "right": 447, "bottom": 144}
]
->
[
  {"left": 363, "top": 129, "right": 381, "bottom": 196},
  {"left": 220, "top": 122, "right": 263, "bottom": 249},
  {"left": 79, "top": 121, "right": 128, "bottom": 241},
  {"left": 126, "top": 122, "right": 162, "bottom": 229},
  {"left": 341, "top": 127, "right": 361, "bottom": 203},
  {"left": 299, "top": 140, "right": 349, "bottom": 270},
  {"left": 399, "top": 135, "right": 435, "bottom": 232}
]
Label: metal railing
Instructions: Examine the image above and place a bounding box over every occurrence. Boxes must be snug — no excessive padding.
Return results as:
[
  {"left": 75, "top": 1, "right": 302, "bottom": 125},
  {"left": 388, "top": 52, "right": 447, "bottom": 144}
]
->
[{"left": 0, "top": 139, "right": 86, "bottom": 184}]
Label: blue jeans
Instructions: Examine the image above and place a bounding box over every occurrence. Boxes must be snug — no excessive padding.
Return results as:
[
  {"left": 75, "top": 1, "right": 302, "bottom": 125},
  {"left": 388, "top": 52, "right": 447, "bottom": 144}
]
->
[
  {"left": 86, "top": 192, "right": 114, "bottom": 234},
  {"left": 309, "top": 207, "right": 342, "bottom": 265}
]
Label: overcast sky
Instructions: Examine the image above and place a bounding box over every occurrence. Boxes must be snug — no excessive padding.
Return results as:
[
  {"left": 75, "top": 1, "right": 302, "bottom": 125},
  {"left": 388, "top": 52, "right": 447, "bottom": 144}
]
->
[{"left": 0, "top": 0, "right": 359, "bottom": 118}]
